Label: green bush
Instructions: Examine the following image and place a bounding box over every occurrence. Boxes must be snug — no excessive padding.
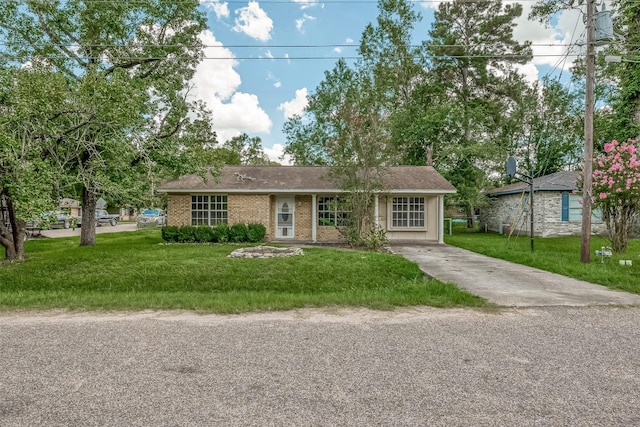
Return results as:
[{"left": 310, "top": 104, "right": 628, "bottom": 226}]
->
[
  {"left": 194, "top": 226, "right": 214, "bottom": 243},
  {"left": 247, "top": 223, "right": 267, "bottom": 243},
  {"left": 229, "top": 223, "right": 248, "bottom": 243},
  {"left": 212, "top": 222, "right": 230, "bottom": 243},
  {"left": 161, "top": 223, "right": 266, "bottom": 244},
  {"left": 177, "top": 226, "right": 197, "bottom": 243},
  {"left": 161, "top": 226, "right": 179, "bottom": 242}
]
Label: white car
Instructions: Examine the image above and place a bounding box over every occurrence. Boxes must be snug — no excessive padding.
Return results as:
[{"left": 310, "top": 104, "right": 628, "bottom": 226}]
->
[{"left": 136, "top": 209, "right": 167, "bottom": 228}]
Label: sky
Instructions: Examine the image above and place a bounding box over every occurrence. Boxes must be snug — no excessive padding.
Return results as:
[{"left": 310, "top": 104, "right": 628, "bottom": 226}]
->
[{"left": 191, "top": 0, "right": 593, "bottom": 164}]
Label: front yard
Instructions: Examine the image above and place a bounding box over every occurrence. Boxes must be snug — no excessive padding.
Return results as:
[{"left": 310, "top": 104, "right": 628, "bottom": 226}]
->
[{"left": 0, "top": 230, "right": 485, "bottom": 312}]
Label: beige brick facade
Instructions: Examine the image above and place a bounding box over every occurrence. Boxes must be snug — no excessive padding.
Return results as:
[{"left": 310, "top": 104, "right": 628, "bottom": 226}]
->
[{"left": 166, "top": 192, "right": 442, "bottom": 243}]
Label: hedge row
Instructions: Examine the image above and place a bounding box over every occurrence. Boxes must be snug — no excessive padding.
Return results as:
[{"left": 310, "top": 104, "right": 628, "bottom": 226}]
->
[{"left": 161, "top": 223, "right": 266, "bottom": 243}]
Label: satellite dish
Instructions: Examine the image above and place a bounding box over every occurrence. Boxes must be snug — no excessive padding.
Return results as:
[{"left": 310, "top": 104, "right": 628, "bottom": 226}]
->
[{"left": 506, "top": 156, "right": 517, "bottom": 178}]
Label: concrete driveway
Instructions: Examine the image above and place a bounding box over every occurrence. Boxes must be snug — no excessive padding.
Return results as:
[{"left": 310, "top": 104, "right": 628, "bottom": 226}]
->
[
  {"left": 37, "top": 222, "right": 138, "bottom": 239},
  {"left": 393, "top": 243, "right": 640, "bottom": 307}
]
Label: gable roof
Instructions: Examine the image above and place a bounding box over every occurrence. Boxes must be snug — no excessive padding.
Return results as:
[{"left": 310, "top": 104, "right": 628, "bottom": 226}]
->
[
  {"left": 158, "top": 165, "right": 456, "bottom": 194},
  {"left": 486, "top": 171, "right": 579, "bottom": 196}
]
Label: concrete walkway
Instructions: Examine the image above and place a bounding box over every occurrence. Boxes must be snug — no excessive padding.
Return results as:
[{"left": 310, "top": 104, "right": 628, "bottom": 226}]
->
[{"left": 393, "top": 244, "right": 640, "bottom": 307}]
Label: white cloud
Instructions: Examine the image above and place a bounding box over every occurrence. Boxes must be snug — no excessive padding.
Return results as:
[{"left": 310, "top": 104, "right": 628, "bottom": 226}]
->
[
  {"left": 296, "top": 14, "right": 316, "bottom": 32},
  {"left": 233, "top": 1, "right": 273, "bottom": 41},
  {"left": 267, "top": 71, "right": 281, "bottom": 88},
  {"left": 278, "top": 88, "right": 308, "bottom": 119},
  {"left": 333, "top": 47, "right": 342, "bottom": 53},
  {"left": 190, "top": 30, "right": 272, "bottom": 143},
  {"left": 264, "top": 144, "right": 292, "bottom": 165},
  {"left": 293, "top": 0, "right": 318, "bottom": 11},
  {"left": 346, "top": 38, "right": 354, "bottom": 44},
  {"left": 200, "top": 0, "right": 229, "bottom": 19},
  {"left": 515, "top": 63, "right": 539, "bottom": 84},
  {"left": 264, "top": 50, "right": 274, "bottom": 59}
]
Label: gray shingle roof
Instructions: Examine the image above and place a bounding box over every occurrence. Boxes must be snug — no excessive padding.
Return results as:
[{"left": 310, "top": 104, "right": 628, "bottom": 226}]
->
[
  {"left": 158, "top": 165, "right": 456, "bottom": 194},
  {"left": 486, "top": 171, "right": 579, "bottom": 196}
]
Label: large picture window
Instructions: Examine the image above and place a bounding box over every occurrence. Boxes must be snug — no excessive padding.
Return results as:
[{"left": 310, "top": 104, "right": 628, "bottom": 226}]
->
[
  {"left": 392, "top": 196, "right": 425, "bottom": 228},
  {"left": 191, "top": 195, "right": 227, "bottom": 226},
  {"left": 561, "top": 193, "right": 602, "bottom": 223},
  {"left": 318, "top": 196, "right": 350, "bottom": 227}
]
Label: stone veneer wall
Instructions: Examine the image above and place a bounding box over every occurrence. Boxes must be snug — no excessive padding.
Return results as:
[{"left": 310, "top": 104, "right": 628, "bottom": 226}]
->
[{"left": 479, "top": 191, "right": 606, "bottom": 237}]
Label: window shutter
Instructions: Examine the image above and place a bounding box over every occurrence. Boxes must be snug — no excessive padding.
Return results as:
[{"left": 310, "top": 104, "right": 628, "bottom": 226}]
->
[{"left": 561, "top": 193, "right": 569, "bottom": 221}]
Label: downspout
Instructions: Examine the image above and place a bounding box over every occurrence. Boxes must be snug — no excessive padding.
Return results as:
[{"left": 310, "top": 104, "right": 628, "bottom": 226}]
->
[
  {"left": 374, "top": 194, "right": 379, "bottom": 228},
  {"left": 311, "top": 194, "right": 317, "bottom": 242},
  {"left": 438, "top": 195, "right": 444, "bottom": 244}
]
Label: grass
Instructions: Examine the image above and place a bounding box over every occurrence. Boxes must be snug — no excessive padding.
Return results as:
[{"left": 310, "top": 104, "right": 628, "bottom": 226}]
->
[
  {"left": 445, "top": 225, "right": 640, "bottom": 294},
  {"left": 0, "top": 230, "right": 485, "bottom": 312}
]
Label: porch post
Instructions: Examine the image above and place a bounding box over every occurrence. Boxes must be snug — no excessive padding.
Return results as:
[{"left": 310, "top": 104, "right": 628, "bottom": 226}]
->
[
  {"left": 311, "top": 194, "right": 317, "bottom": 242},
  {"left": 438, "top": 195, "right": 444, "bottom": 244},
  {"left": 374, "top": 194, "right": 379, "bottom": 227}
]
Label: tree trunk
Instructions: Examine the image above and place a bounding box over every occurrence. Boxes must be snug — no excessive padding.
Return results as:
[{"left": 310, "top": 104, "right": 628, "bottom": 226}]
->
[
  {"left": 0, "top": 197, "right": 26, "bottom": 261},
  {"left": 80, "top": 186, "right": 97, "bottom": 246}
]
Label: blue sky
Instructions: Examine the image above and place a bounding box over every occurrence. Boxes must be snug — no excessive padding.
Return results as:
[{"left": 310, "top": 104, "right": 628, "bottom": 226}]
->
[{"left": 192, "top": 1, "right": 590, "bottom": 163}]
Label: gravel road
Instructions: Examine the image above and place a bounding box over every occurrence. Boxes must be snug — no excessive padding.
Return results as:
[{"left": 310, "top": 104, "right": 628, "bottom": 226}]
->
[{"left": 1, "top": 306, "right": 639, "bottom": 426}]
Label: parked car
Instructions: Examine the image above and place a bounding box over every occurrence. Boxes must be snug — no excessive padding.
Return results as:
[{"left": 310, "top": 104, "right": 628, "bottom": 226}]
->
[
  {"left": 136, "top": 209, "right": 167, "bottom": 229},
  {"left": 77, "top": 209, "right": 120, "bottom": 227},
  {"left": 26, "top": 210, "right": 72, "bottom": 230}
]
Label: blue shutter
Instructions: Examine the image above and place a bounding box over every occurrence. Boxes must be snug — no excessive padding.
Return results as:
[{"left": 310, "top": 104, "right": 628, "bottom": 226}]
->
[{"left": 561, "top": 193, "right": 569, "bottom": 221}]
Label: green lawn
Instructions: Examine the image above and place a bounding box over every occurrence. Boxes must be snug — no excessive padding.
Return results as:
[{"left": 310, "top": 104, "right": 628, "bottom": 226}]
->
[
  {"left": 445, "top": 227, "right": 640, "bottom": 294},
  {"left": 0, "top": 230, "right": 485, "bottom": 312}
]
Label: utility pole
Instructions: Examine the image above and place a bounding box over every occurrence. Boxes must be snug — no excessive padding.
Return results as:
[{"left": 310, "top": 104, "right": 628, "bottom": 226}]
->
[{"left": 581, "top": 0, "right": 596, "bottom": 263}]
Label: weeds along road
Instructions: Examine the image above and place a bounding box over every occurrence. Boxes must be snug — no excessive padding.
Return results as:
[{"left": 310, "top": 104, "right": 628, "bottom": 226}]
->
[{"left": 1, "top": 306, "right": 639, "bottom": 426}]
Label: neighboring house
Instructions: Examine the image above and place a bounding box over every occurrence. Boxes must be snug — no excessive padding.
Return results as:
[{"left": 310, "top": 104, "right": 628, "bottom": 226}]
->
[
  {"left": 479, "top": 171, "right": 607, "bottom": 237},
  {"left": 59, "top": 198, "right": 82, "bottom": 218},
  {"left": 158, "top": 165, "right": 456, "bottom": 243}
]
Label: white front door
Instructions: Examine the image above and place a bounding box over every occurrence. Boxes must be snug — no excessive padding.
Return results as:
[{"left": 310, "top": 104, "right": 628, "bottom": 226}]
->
[{"left": 276, "top": 197, "right": 295, "bottom": 239}]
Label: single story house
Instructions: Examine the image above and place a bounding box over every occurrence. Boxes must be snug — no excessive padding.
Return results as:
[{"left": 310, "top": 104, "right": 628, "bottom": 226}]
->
[
  {"left": 479, "top": 171, "right": 606, "bottom": 237},
  {"left": 158, "top": 165, "right": 456, "bottom": 243}
]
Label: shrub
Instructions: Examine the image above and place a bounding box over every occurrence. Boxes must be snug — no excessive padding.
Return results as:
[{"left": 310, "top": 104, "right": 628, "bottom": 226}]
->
[
  {"left": 177, "top": 226, "right": 197, "bottom": 243},
  {"left": 212, "top": 222, "right": 230, "bottom": 243},
  {"left": 194, "top": 226, "right": 214, "bottom": 243},
  {"left": 161, "top": 226, "right": 179, "bottom": 242},
  {"left": 247, "top": 223, "right": 267, "bottom": 243},
  {"left": 229, "top": 223, "right": 248, "bottom": 243}
]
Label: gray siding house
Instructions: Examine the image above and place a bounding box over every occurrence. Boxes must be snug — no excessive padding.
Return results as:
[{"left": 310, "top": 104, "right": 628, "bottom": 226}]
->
[{"left": 479, "top": 171, "right": 606, "bottom": 237}]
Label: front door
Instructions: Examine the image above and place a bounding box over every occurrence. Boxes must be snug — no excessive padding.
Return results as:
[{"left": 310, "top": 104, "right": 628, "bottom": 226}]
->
[{"left": 276, "top": 197, "right": 295, "bottom": 239}]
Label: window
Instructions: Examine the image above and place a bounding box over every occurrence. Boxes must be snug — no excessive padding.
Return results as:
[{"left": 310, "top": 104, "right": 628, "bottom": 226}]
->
[
  {"left": 392, "top": 197, "right": 425, "bottom": 228},
  {"left": 191, "top": 195, "right": 227, "bottom": 226},
  {"left": 561, "top": 193, "right": 602, "bottom": 223},
  {"left": 318, "top": 196, "right": 350, "bottom": 226}
]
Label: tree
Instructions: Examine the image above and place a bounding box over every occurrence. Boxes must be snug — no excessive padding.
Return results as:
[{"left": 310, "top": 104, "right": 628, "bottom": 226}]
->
[
  {"left": 504, "top": 76, "right": 584, "bottom": 178},
  {"left": 606, "top": 1, "right": 640, "bottom": 141},
  {"left": 0, "top": 0, "right": 208, "bottom": 246},
  {"left": 0, "top": 67, "right": 68, "bottom": 260},
  {"left": 423, "top": 0, "right": 533, "bottom": 223},
  {"left": 223, "top": 133, "right": 271, "bottom": 165},
  {"left": 585, "top": 139, "right": 640, "bottom": 253},
  {"left": 284, "top": 59, "right": 391, "bottom": 247}
]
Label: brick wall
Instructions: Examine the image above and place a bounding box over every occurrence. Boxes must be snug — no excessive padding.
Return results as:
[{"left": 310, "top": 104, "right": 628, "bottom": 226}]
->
[
  {"left": 228, "top": 194, "right": 272, "bottom": 239},
  {"left": 293, "top": 195, "right": 312, "bottom": 240},
  {"left": 167, "top": 194, "right": 191, "bottom": 227}
]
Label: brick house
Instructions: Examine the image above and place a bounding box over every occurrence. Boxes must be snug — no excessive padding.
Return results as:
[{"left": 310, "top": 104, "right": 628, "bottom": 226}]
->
[
  {"left": 158, "top": 165, "right": 456, "bottom": 243},
  {"left": 479, "top": 171, "right": 607, "bottom": 237}
]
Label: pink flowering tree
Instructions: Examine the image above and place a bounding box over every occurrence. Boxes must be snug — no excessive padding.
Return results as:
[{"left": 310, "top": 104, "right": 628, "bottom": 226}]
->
[{"left": 589, "top": 139, "right": 640, "bottom": 253}]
